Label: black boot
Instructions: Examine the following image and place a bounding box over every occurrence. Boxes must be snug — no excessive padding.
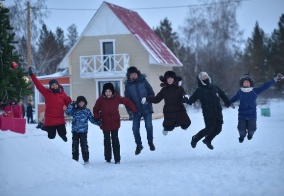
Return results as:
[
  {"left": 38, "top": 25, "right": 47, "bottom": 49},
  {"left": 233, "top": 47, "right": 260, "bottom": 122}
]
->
[
  {"left": 135, "top": 145, "right": 144, "bottom": 155},
  {"left": 202, "top": 138, "right": 214, "bottom": 150},
  {"left": 148, "top": 142, "right": 155, "bottom": 151},
  {"left": 239, "top": 136, "right": 244, "bottom": 143},
  {"left": 191, "top": 135, "right": 201, "bottom": 148}
]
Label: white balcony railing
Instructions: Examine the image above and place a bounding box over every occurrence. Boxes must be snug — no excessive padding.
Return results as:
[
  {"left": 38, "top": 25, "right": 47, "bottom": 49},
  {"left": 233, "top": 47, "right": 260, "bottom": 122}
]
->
[{"left": 80, "top": 54, "right": 130, "bottom": 79}]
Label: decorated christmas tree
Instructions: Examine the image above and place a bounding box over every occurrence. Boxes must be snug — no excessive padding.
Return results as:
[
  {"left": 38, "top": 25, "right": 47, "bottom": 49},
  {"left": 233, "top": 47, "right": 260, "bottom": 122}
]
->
[{"left": 0, "top": 4, "right": 31, "bottom": 108}]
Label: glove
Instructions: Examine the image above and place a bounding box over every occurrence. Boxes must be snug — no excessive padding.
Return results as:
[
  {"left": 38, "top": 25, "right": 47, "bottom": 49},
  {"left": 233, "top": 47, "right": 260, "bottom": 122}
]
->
[
  {"left": 71, "top": 101, "right": 77, "bottom": 108},
  {"left": 183, "top": 97, "right": 189, "bottom": 104},
  {"left": 231, "top": 103, "right": 235, "bottom": 109},
  {"left": 96, "top": 119, "right": 102, "bottom": 126},
  {"left": 129, "top": 111, "right": 133, "bottom": 120},
  {"left": 225, "top": 102, "right": 231, "bottom": 108},
  {"left": 274, "top": 73, "right": 283, "bottom": 82},
  {"left": 141, "top": 97, "right": 146, "bottom": 104},
  {"left": 28, "top": 67, "right": 33, "bottom": 76}
]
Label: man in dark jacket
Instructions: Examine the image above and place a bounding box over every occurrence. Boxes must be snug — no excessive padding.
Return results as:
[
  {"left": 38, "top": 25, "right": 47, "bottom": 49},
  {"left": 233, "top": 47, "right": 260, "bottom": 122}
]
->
[
  {"left": 125, "top": 66, "right": 155, "bottom": 155},
  {"left": 26, "top": 102, "right": 34, "bottom": 124},
  {"left": 184, "top": 72, "right": 231, "bottom": 150}
]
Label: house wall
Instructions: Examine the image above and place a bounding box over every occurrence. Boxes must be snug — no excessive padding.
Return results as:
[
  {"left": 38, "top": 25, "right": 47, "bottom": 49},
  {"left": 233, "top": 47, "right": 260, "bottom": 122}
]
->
[{"left": 69, "top": 34, "right": 173, "bottom": 118}]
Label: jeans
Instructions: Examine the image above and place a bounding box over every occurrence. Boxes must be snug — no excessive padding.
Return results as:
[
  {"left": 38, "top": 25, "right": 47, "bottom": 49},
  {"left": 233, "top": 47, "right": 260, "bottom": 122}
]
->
[
  {"left": 238, "top": 119, "right": 257, "bottom": 138},
  {"left": 132, "top": 113, "right": 153, "bottom": 146}
]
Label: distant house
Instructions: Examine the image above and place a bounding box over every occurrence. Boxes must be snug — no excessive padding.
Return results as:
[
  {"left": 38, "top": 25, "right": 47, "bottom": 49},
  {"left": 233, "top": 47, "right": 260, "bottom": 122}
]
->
[{"left": 34, "top": 1, "right": 182, "bottom": 121}]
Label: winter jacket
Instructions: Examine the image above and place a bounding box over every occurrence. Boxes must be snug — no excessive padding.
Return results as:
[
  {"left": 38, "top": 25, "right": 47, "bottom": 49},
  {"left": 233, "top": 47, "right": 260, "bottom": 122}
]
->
[
  {"left": 65, "top": 103, "right": 99, "bottom": 133},
  {"left": 93, "top": 93, "right": 138, "bottom": 131},
  {"left": 146, "top": 82, "right": 190, "bottom": 128},
  {"left": 26, "top": 104, "right": 33, "bottom": 117},
  {"left": 187, "top": 78, "right": 230, "bottom": 123},
  {"left": 125, "top": 74, "right": 154, "bottom": 115},
  {"left": 230, "top": 79, "right": 276, "bottom": 120},
  {"left": 30, "top": 75, "right": 72, "bottom": 126}
]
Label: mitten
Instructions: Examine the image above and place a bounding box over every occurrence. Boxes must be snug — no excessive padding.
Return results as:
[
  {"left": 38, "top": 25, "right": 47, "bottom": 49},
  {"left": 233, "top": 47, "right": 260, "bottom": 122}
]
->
[
  {"left": 183, "top": 97, "right": 189, "bottom": 104},
  {"left": 141, "top": 97, "right": 146, "bottom": 104},
  {"left": 274, "top": 73, "right": 283, "bottom": 82},
  {"left": 28, "top": 67, "right": 33, "bottom": 76},
  {"left": 71, "top": 101, "right": 77, "bottom": 108},
  {"left": 96, "top": 119, "right": 102, "bottom": 126}
]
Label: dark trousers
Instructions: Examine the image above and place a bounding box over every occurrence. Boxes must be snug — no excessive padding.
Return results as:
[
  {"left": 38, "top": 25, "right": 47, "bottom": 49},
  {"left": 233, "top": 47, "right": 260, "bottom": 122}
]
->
[
  {"left": 27, "top": 116, "right": 33, "bottom": 124},
  {"left": 238, "top": 119, "right": 257, "bottom": 138},
  {"left": 103, "top": 130, "right": 120, "bottom": 162},
  {"left": 72, "top": 132, "right": 89, "bottom": 162},
  {"left": 194, "top": 118, "right": 223, "bottom": 142},
  {"left": 45, "top": 124, "right": 67, "bottom": 142}
]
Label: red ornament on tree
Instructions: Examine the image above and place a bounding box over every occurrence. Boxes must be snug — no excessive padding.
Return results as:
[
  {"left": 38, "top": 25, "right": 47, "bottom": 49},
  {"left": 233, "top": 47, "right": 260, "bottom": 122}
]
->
[{"left": 11, "top": 62, "right": 18, "bottom": 69}]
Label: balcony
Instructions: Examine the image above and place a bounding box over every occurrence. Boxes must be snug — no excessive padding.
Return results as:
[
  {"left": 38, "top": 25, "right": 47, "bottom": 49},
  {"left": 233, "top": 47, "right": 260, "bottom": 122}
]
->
[{"left": 80, "top": 54, "right": 130, "bottom": 79}]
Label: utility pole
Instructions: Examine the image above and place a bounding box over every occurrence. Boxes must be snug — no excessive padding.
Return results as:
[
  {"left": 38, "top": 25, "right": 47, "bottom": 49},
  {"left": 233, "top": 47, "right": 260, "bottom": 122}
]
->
[{"left": 27, "top": 0, "right": 31, "bottom": 67}]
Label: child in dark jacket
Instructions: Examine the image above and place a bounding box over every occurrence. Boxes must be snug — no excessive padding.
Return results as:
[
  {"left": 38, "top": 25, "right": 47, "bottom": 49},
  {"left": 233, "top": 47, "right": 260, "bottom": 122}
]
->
[
  {"left": 184, "top": 72, "right": 231, "bottom": 150},
  {"left": 230, "top": 73, "right": 283, "bottom": 143},
  {"left": 142, "top": 71, "right": 191, "bottom": 136},
  {"left": 65, "top": 96, "right": 101, "bottom": 164},
  {"left": 93, "top": 83, "right": 138, "bottom": 164}
]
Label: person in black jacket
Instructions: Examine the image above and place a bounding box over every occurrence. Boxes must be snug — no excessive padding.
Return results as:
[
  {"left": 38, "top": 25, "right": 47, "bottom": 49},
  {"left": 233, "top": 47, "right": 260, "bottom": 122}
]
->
[
  {"left": 142, "top": 71, "right": 191, "bottom": 135},
  {"left": 184, "top": 72, "right": 231, "bottom": 150},
  {"left": 26, "top": 102, "right": 34, "bottom": 124}
]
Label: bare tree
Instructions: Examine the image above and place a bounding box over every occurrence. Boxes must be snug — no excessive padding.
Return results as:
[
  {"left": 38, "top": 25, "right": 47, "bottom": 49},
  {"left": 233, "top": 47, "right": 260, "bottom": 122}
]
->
[{"left": 180, "top": 0, "right": 244, "bottom": 93}]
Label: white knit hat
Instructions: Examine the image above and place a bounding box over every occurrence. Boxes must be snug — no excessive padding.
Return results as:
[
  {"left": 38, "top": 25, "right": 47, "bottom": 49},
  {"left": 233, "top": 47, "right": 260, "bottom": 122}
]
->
[{"left": 198, "top": 72, "right": 211, "bottom": 85}]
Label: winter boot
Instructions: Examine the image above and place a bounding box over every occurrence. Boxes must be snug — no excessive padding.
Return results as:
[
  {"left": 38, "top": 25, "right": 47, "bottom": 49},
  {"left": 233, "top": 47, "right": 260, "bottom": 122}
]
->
[
  {"left": 162, "top": 129, "right": 168, "bottom": 136},
  {"left": 238, "top": 136, "right": 244, "bottom": 143},
  {"left": 148, "top": 141, "right": 155, "bottom": 151},
  {"left": 115, "top": 161, "right": 120, "bottom": 164},
  {"left": 202, "top": 138, "right": 214, "bottom": 150},
  {"left": 247, "top": 134, "right": 253, "bottom": 140},
  {"left": 135, "top": 145, "right": 144, "bottom": 155},
  {"left": 191, "top": 135, "right": 201, "bottom": 148},
  {"left": 106, "top": 160, "right": 111, "bottom": 163}
]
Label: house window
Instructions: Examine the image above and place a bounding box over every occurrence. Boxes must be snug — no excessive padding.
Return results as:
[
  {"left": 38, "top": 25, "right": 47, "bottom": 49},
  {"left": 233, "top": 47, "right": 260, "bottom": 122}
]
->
[
  {"left": 38, "top": 85, "right": 70, "bottom": 104},
  {"left": 97, "top": 80, "right": 122, "bottom": 97},
  {"left": 100, "top": 40, "right": 115, "bottom": 71}
]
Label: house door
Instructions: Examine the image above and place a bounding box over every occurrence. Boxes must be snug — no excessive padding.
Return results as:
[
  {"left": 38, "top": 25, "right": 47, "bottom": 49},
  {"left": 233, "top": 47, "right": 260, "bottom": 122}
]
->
[{"left": 103, "top": 42, "right": 114, "bottom": 71}]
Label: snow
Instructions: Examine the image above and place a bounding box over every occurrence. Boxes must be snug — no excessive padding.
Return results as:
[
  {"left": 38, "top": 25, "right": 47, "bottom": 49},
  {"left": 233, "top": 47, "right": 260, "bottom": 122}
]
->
[{"left": 1, "top": 100, "right": 284, "bottom": 196}]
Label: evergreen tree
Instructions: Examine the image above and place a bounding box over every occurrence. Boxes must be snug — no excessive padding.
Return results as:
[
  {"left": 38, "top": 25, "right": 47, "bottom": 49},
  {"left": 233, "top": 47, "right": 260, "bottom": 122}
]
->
[
  {"left": 0, "top": 6, "right": 31, "bottom": 105},
  {"left": 243, "top": 22, "right": 270, "bottom": 84},
  {"left": 153, "top": 18, "right": 180, "bottom": 57},
  {"left": 34, "top": 24, "right": 58, "bottom": 75},
  {"left": 268, "top": 14, "right": 284, "bottom": 93},
  {"left": 66, "top": 24, "right": 78, "bottom": 50}
]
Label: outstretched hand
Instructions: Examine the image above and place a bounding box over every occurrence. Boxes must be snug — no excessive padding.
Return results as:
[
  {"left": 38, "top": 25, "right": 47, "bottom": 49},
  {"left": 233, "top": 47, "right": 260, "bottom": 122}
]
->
[
  {"left": 28, "top": 67, "right": 33, "bottom": 76},
  {"left": 275, "top": 73, "right": 283, "bottom": 82}
]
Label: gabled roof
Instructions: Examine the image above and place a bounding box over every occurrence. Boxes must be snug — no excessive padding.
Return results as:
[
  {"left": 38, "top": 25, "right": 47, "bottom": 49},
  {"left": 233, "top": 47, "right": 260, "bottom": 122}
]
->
[{"left": 105, "top": 2, "right": 182, "bottom": 66}]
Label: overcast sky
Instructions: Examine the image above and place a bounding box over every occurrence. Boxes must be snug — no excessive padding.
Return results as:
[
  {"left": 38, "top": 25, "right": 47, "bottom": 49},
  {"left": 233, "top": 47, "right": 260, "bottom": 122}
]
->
[{"left": 4, "top": 0, "right": 284, "bottom": 39}]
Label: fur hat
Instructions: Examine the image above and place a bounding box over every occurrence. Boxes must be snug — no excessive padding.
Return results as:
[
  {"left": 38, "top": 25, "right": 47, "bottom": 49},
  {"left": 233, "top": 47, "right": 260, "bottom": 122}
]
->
[
  {"left": 159, "top": 70, "right": 182, "bottom": 83},
  {"left": 76, "top": 96, "right": 88, "bottom": 106},
  {"left": 198, "top": 72, "right": 211, "bottom": 85},
  {"left": 239, "top": 73, "right": 255, "bottom": 87},
  {"left": 49, "top": 79, "right": 59, "bottom": 87},
  {"left": 103, "top": 82, "right": 115, "bottom": 94}
]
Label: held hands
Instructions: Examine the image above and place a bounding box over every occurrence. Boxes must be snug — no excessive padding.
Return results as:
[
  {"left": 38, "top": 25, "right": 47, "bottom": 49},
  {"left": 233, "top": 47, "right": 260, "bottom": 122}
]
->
[
  {"left": 183, "top": 97, "right": 189, "bottom": 104},
  {"left": 96, "top": 119, "right": 102, "bottom": 126},
  {"left": 128, "top": 111, "right": 133, "bottom": 120},
  {"left": 141, "top": 97, "right": 146, "bottom": 104},
  {"left": 28, "top": 67, "right": 33, "bottom": 76},
  {"left": 274, "top": 73, "right": 284, "bottom": 82}
]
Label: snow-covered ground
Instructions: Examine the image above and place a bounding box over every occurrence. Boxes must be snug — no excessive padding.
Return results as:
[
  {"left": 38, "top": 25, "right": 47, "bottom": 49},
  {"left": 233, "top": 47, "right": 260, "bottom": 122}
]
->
[{"left": 1, "top": 99, "right": 284, "bottom": 196}]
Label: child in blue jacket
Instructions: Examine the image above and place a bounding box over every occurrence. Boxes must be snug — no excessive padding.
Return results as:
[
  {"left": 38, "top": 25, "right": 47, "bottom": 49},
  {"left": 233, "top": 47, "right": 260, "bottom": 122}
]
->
[
  {"left": 230, "top": 73, "right": 283, "bottom": 143},
  {"left": 65, "top": 96, "right": 101, "bottom": 164}
]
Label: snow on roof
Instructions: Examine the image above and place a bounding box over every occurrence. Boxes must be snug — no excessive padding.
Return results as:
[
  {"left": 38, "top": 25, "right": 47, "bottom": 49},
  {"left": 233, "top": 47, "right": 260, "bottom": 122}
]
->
[
  {"left": 37, "top": 69, "right": 69, "bottom": 79},
  {"left": 106, "top": 2, "right": 182, "bottom": 66}
]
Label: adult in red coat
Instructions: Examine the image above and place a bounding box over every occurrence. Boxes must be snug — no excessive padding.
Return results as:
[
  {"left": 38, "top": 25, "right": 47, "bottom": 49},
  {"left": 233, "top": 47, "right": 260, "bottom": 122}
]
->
[
  {"left": 93, "top": 83, "right": 138, "bottom": 164},
  {"left": 28, "top": 67, "right": 72, "bottom": 142}
]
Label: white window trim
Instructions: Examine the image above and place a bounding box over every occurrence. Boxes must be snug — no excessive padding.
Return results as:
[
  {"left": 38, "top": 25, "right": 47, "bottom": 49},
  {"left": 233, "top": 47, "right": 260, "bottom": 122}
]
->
[{"left": 99, "top": 39, "right": 116, "bottom": 55}]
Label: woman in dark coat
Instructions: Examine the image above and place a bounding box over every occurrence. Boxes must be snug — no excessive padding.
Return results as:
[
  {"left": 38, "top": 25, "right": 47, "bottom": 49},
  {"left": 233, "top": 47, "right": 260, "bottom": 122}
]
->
[
  {"left": 93, "top": 83, "right": 138, "bottom": 164},
  {"left": 143, "top": 71, "right": 191, "bottom": 135},
  {"left": 26, "top": 103, "right": 34, "bottom": 124},
  {"left": 184, "top": 72, "right": 231, "bottom": 150}
]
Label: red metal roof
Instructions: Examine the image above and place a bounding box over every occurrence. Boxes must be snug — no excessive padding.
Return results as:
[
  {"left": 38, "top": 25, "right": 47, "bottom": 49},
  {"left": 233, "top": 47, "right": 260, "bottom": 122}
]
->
[{"left": 105, "top": 2, "right": 182, "bottom": 66}]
